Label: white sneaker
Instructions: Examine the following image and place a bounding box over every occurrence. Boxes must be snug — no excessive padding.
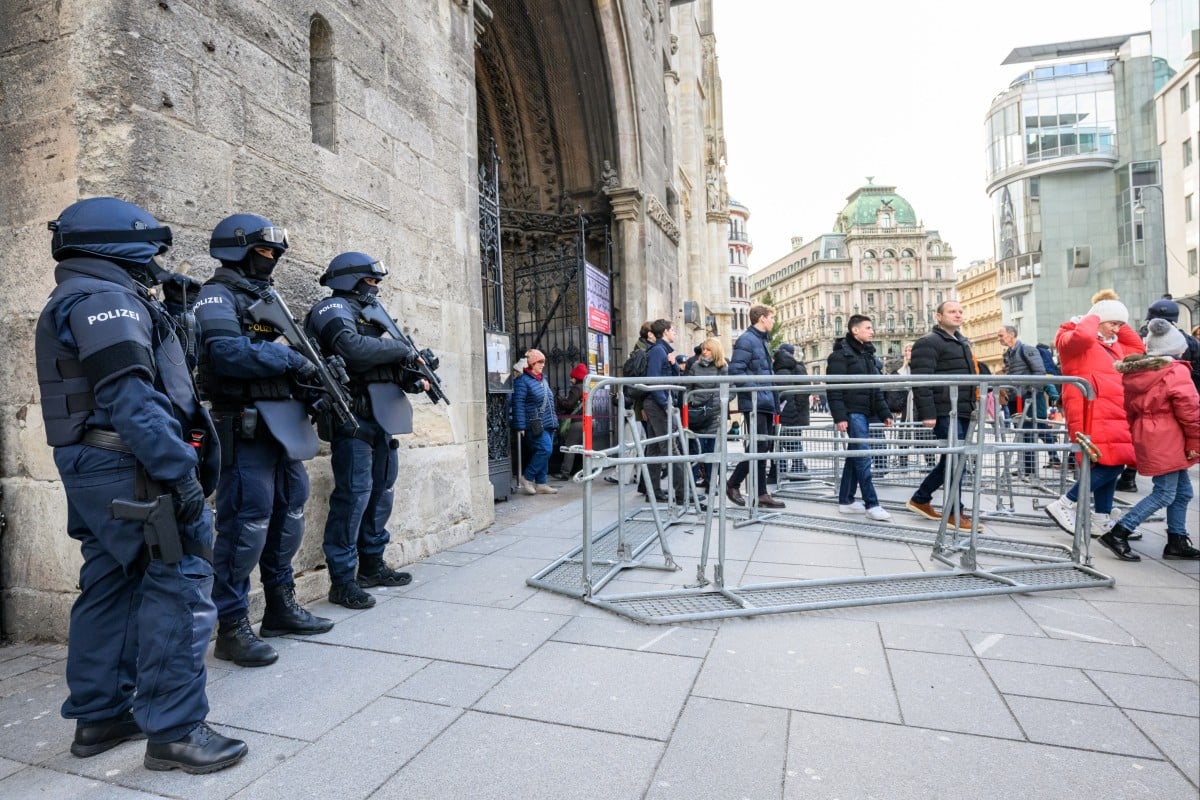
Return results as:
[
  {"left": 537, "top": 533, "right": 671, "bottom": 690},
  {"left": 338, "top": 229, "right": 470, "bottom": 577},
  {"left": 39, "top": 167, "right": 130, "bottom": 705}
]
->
[
  {"left": 535, "top": 483, "right": 559, "bottom": 494},
  {"left": 518, "top": 477, "right": 536, "bottom": 495},
  {"left": 1090, "top": 512, "right": 1114, "bottom": 539},
  {"left": 865, "top": 505, "right": 891, "bottom": 521},
  {"left": 1045, "top": 497, "right": 1076, "bottom": 534},
  {"left": 838, "top": 501, "right": 866, "bottom": 514}
]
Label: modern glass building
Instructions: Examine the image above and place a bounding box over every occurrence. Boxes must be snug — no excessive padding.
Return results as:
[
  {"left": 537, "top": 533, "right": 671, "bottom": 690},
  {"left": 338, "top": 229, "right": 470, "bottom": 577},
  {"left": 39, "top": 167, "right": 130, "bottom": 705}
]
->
[{"left": 985, "top": 32, "right": 1167, "bottom": 345}]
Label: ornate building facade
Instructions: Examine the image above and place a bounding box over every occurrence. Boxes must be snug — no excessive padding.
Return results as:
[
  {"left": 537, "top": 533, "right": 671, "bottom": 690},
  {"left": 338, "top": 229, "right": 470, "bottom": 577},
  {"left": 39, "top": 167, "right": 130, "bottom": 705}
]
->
[
  {"left": 751, "top": 182, "right": 958, "bottom": 374},
  {"left": 726, "top": 198, "right": 751, "bottom": 344},
  {"left": 957, "top": 259, "right": 1004, "bottom": 373},
  {"left": 0, "top": 0, "right": 731, "bottom": 639}
]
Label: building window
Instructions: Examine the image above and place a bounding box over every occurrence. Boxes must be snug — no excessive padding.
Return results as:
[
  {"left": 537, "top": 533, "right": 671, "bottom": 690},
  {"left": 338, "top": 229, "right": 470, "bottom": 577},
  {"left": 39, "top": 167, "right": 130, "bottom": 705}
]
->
[
  {"left": 931, "top": 244, "right": 941, "bottom": 256},
  {"left": 1189, "top": 248, "right": 1198, "bottom": 275},
  {"left": 934, "top": 268, "right": 942, "bottom": 279},
  {"left": 884, "top": 265, "right": 893, "bottom": 281},
  {"left": 833, "top": 294, "right": 842, "bottom": 309},
  {"left": 309, "top": 15, "right": 337, "bottom": 150},
  {"left": 834, "top": 316, "right": 844, "bottom": 336},
  {"left": 1182, "top": 82, "right": 1192, "bottom": 113},
  {"left": 865, "top": 291, "right": 876, "bottom": 308},
  {"left": 1187, "top": 194, "right": 1195, "bottom": 224},
  {"left": 863, "top": 250, "right": 876, "bottom": 260},
  {"left": 880, "top": 212, "right": 892, "bottom": 228},
  {"left": 904, "top": 265, "right": 912, "bottom": 279},
  {"left": 1185, "top": 138, "right": 1194, "bottom": 167},
  {"left": 905, "top": 290, "right": 914, "bottom": 307},
  {"left": 865, "top": 265, "right": 874, "bottom": 280},
  {"left": 885, "top": 291, "right": 895, "bottom": 308}
]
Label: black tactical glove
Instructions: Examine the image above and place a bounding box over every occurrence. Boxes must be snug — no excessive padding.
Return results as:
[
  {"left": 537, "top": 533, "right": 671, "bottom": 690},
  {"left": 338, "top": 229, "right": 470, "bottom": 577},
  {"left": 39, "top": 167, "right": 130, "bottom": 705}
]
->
[
  {"left": 170, "top": 475, "right": 206, "bottom": 525},
  {"left": 325, "top": 355, "right": 350, "bottom": 385},
  {"left": 161, "top": 272, "right": 203, "bottom": 311},
  {"left": 292, "top": 357, "right": 321, "bottom": 382},
  {"left": 419, "top": 348, "right": 440, "bottom": 372}
]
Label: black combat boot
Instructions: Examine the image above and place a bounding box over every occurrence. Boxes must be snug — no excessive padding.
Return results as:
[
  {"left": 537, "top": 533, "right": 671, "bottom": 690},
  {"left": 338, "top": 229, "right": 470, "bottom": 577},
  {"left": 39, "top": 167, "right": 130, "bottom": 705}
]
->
[
  {"left": 144, "top": 722, "right": 248, "bottom": 774},
  {"left": 71, "top": 710, "right": 145, "bottom": 758},
  {"left": 1098, "top": 522, "right": 1141, "bottom": 562},
  {"left": 259, "top": 582, "right": 334, "bottom": 636},
  {"left": 357, "top": 554, "right": 413, "bottom": 587},
  {"left": 329, "top": 579, "right": 376, "bottom": 609},
  {"left": 1163, "top": 533, "right": 1200, "bottom": 560},
  {"left": 214, "top": 616, "right": 278, "bottom": 667}
]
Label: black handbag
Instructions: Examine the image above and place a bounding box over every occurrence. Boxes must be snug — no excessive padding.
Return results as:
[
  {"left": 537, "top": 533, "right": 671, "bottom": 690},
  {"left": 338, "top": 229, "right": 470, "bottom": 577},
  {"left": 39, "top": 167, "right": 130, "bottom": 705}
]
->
[{"left": 528, "top": 418, "right": 544, "bottom": 437}]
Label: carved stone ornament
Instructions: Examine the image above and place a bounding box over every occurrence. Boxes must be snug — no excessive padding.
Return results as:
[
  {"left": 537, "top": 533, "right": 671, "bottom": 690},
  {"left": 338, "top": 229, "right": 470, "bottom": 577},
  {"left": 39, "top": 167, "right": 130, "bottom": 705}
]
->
[
  {"left": 600, "top": 159, "right": 619, "bottom": 190},
  {"left": 646, "top": 194, "right": 680, "bottom": 244}
]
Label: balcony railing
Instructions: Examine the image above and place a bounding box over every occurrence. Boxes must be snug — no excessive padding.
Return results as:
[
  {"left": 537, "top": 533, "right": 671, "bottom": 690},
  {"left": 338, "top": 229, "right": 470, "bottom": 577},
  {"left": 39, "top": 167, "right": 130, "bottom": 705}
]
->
[{"left": 728, "top": 231, "right": 751, "bottom": 244}]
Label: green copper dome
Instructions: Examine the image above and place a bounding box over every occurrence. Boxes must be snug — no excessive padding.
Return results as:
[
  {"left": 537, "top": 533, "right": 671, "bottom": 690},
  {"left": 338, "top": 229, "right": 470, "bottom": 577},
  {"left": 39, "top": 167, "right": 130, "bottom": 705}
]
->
[{"left": 833, "top": 179, "right": 918, "bottom": 232}]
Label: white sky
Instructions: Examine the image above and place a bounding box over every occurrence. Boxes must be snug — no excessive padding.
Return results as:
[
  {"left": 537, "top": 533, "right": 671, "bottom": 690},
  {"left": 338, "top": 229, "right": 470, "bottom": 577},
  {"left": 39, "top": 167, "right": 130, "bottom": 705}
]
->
[{"left": 712, "top": 0, "right": 1152, "bottom": 272}]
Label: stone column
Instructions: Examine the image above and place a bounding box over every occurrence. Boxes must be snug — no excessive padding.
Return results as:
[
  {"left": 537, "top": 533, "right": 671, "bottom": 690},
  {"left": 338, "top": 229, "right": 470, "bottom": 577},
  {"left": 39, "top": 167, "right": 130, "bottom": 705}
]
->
[{"left": 605, "top": 186, "right": 645, "bottom": 353}]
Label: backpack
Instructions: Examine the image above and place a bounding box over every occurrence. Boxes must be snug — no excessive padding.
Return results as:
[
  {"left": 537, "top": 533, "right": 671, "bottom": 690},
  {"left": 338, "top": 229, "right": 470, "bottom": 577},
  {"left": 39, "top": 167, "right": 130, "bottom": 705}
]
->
[
  {"left": 621, "top": 345, "right": 650, "bottom": 401},
  {"left": 1035, "top": 344, "right": 1060, "bottom": 375}
]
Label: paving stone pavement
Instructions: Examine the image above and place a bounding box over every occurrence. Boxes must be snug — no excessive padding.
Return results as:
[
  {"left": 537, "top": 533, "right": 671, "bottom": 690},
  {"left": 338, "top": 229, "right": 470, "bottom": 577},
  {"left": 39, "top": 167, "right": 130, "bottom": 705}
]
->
[{"left": 0, "top": 469, "right": 1197, "bottom": 799}]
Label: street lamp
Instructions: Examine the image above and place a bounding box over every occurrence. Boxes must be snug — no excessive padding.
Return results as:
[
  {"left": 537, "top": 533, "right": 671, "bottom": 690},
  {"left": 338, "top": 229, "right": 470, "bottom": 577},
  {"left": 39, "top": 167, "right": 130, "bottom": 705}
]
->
[{"left": 1133, "top": 185, "right": 1169, "bottom": 296}]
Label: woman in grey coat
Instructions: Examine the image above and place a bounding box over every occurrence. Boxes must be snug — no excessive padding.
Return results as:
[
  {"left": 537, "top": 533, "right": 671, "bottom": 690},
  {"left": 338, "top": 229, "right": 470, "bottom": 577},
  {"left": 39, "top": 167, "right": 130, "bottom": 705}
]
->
[{"left": 687, "top": 337, "right": 728, "bottom": 488}]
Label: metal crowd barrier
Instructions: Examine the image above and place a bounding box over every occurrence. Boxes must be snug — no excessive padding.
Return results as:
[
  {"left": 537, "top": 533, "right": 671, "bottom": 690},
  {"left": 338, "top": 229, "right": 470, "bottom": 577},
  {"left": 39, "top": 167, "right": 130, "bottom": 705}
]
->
[{"left": 526, "top": 372, "right": 1114, "bottom": 624}]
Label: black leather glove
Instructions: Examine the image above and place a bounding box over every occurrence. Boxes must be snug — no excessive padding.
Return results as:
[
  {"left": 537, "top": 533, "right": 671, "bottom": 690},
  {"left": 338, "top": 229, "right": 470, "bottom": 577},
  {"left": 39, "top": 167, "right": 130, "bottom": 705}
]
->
[
  {"left": 170, "top": 475, "right": 205, "bottom": 525},
  {"left": 161, "top": 272, "right": 203, "bottom": 311},
  {"left": 292, "top": 357, "right": 320, "bottom": 382}
]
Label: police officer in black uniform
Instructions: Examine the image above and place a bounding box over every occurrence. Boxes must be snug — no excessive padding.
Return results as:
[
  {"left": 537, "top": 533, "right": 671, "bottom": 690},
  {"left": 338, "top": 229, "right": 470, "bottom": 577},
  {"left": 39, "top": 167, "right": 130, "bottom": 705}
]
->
[
  {"left": 36, "top": 197, "right": 247, "bottom": 773},
  {"left": 194, "top": 214, "right": 333, "bottom": 667},
  {"left": 306, "top": 252, "right": 429, "bottom": 609}
]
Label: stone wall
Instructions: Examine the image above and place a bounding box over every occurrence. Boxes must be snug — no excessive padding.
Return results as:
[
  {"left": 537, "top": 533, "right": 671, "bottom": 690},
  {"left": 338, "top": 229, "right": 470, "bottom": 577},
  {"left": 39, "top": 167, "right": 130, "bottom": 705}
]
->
[{"left": 0, "top": 0, "right": 487, "bottom": 640}]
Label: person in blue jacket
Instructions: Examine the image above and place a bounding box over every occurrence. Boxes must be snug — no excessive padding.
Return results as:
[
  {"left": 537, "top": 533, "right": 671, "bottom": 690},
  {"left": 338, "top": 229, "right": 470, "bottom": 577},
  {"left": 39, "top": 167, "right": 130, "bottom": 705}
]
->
[
  {"left": 194, "top": 214, "right": 332, "bottom": 668},
  {"left": 512, "top": 348, "right": 559, "bottom": 494},
  {"left": 726, "top": 304, "right": 785, "bottom": 509},
  {"left": 36, "top": 197, "right": 246, "bottom": 773},
  {"left": 643, "top": 318, "right": 687, "bottom": 503},
  {"left": 306, "top": 252, "right": 430, "bottom": 609}
]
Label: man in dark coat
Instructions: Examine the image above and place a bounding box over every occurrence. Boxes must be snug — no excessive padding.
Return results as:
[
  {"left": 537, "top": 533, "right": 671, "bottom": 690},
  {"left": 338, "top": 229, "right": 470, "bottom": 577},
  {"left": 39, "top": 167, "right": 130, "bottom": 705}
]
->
[
  {"left": 827, "top": 316, "right": 894, "bottom": 520},
  {"left": 905, "top": 301, "right": 979, "bottom": 530},
  {"left": 726, "top": 305, "right": 784, "bottom": 508},
  {"left": 771, "top": 343, "right": 809, "bottom": 481}
]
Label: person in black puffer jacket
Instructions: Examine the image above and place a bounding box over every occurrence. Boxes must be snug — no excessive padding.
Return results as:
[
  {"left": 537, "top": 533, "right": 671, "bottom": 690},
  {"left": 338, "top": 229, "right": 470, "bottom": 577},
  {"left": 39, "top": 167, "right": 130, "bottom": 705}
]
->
[
  {"left": 826, "top": 316, "right": 894, "bottom": 520},
  {"left": 771, "top": 343, "right": 810, "bottom": 481}
]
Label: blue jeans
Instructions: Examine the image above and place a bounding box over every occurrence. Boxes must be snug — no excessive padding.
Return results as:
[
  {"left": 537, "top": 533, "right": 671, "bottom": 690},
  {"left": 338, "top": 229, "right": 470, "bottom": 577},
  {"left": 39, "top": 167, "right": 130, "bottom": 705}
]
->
[
  {"left": 523, "top": 429, "right": 553, "bottom": 483},
  {"left": 1117, "top": 470, "right": 1194, "bottom": 534},
  {"left": 912, "top": 417, "right": 969, "bottom": 506},
  {"left": 1064, "top": 463, "right": 1124, "bottom": 514},
  {"left": 839, "top": 413, "right": 880, "bottom": 508}
]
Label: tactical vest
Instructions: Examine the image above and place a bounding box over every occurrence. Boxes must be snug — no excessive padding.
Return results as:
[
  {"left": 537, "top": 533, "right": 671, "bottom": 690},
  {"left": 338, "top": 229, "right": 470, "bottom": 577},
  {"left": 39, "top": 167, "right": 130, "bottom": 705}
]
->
[
  {"left": 195, "top": 274, "right": 294, "bottom": 409},
  {"left": 37, "top": 273, "right": 213, "bottom": 461}
]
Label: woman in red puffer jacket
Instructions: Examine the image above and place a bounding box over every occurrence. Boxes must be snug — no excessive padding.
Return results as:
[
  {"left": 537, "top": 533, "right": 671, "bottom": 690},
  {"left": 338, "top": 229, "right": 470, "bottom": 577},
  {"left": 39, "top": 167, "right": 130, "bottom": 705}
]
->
[{"left": 1043, "top": 290, "right": 1145, "bottom": 539}]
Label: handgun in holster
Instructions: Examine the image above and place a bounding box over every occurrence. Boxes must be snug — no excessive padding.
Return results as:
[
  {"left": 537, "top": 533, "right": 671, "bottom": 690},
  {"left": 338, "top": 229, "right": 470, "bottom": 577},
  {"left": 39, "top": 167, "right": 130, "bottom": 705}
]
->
[{"left": 110, "top": 495, "right": 185, "bottom": 565}]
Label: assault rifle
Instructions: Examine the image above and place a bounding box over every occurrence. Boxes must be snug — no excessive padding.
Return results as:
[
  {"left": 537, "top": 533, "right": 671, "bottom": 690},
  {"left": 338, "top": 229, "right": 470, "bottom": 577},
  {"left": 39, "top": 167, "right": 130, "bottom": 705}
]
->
[
  {"left": 359, "top": 298, "right": 450, "bottom": 405},
  {"left": 243, "top": 285, "right": 358, "bottom": 432}
]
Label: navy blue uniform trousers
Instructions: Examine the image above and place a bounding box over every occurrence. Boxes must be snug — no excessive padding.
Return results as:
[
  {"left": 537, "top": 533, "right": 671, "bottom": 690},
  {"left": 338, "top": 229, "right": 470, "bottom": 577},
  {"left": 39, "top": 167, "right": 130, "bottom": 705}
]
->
[{"left": 323, "top": 417, "right": 398, "bottom": 585}]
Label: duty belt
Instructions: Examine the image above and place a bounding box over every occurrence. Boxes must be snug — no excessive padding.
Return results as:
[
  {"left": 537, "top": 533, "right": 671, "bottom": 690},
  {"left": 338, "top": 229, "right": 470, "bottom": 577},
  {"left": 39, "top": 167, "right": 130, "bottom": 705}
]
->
[{"left": 82, "top": 428, "right": 133, "bottom": 453}]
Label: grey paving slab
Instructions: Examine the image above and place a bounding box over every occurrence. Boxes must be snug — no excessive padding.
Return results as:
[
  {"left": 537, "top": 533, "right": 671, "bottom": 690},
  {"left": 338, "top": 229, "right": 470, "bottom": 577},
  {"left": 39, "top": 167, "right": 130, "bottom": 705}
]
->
[
  {"left": 1127, "top": 709, "right": 1200, "bottom": 786},
  {"left": 0, "top": 674, "right": 72, "bottom": 764},
  {"left": 983, "top": 660, "right": 1112, "bottom": 705},
  {"left": 740, "top": 562, "right": 862, "bottom": 582},
  {"left": 878, "top": 621, "right": 974, "bottom": 656},
  {"left": 514, "top": 589, "right": 613, "bottom": 617},
  {"left": 1086, "top": 671, "right": 1200, "bottom": 717},
  {"left": 496, "top": 535, "right": 581, "bottom": 560},
  {"left": 1014, "top": 596, "right": 1141, "bottom": 645},
  {"left": 783, "top": 710, "right": 1196, "bottom": 800},
  {"left": 474, "top": 641, "right": 699, "bottom": 739},
  {"left": 0, "top": 666, "right": 69, "bottom": 702},
  {"left": 204, "top": 640, "right": 425, "bottom": 740},
  {"left": 311, "top": 597, "right": 568, "bottom": 668},
  {"left": 966, "top": 631, "right": 1184, "bottom": 677},
  {"left": 819, "top": 594, "right": 1046, "bottom": 636},
  {"left": 41, "top": 727, "right": 303, "bottom": 800},
  {"left": 693, "top": 616, "right": 901, "bottom": 722},
  {"left": 387, "top": 662, "right": 508, "bottom": 707},
  {"left": 1093, "top": 557, "right": 1200, "bottom": 589},
  {"left": 1089, "top": 601, "right": 1200, "bottom": 680},
  {"left": 402, "top": 554, "right": 542, "bottom": 608},
  {"left": 855, "top": 536, "right": 926, "bottom": 558},
  {"left": 230, "top": 698, "right": 460, "bottom": 800},
  {"left": 549, "top": 616, "right": 716, "bottom": 658},
  {"left": 656, "top": 527, "right": 760, "bottom": 560},
  {"left": 888, "top": 649, "right": 1023, "bottom": 738},
  {"left": 0, "top": 756, "right": 21, "bottom": 781},
  {"left": 421, "top": 549, "right": 486, "bottom": 566},
  {"left": 646, "top": 696, "right": 788, "bottom": 800},
  {"left": 752, "top": 539, "right": 864, "bottom": 569},
  {"left": 862, "top": 556, "right": 926, "bottom": 576},
  {"left": 373, "top": 711, "right": 662, "bottom": 800},
  {"left": 449, "top": 532, "right": 521, "bottom": 554},
  {"left": 0, "top": 655, "right": 55, "bottom": 683},
  {"left": 1005, "top": 694, "right": 1160, "bottom": 757},
  {"left": 0, "top": 765, "right": 164, "bottom": 799},
  {"left": 0, "top": 645, "right": 42, "bottom": 664}
]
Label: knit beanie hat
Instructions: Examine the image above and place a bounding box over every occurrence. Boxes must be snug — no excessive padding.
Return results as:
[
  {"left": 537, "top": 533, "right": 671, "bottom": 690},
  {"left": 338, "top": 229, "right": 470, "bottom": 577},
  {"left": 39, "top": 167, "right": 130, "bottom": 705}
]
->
[
  {"left": 570, "top": 363, "right": 588, "bottom": 381},
  {"left": 1087, "top": 289, "right": 1129, "bottom": 324},
  {"left": 1144, "top": 318, "right": 1187, "bottom": 357}
]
